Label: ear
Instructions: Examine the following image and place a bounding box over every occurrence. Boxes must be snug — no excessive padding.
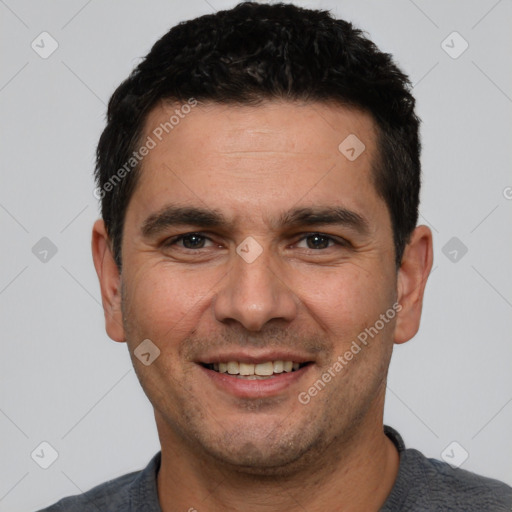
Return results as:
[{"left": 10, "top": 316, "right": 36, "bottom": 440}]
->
[
  {"left": 91, "top": 219, "right": 126, "bottom": 342},
  {"left": 394, "top": 225, "right": 433, "bottom": 344}
]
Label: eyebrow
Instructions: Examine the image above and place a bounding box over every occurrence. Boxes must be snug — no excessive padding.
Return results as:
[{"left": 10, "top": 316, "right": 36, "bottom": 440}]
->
[{"left": 141, "top": 205, "right": 370, "bottom": 238}]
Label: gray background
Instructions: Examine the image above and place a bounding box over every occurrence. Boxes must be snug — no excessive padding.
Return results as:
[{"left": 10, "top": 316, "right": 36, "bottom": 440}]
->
[{"left": 1, "top": 0, "right": 511, "bottom": 510}]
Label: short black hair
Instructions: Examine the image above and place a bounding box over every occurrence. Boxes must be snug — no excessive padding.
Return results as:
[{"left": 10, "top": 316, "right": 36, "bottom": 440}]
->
[{"left": 95, "top": 1, "right": 421, "bottom": 270}]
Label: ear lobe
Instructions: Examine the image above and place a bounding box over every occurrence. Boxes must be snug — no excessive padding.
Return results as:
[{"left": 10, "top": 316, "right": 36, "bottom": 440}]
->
[
  {"left": 91, "top": 219, "right": 126, "bottom": 342},
  {"left": 394, "top": 225, "right": 433, "bottom": 345}
]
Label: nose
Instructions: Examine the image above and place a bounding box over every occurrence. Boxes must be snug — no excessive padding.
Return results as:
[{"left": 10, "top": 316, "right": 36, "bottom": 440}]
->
[{"left": 212, "top": 244, "right": 298, "bottom": 332}]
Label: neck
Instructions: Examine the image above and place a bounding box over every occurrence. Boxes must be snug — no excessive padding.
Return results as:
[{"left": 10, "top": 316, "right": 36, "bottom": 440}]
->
[{"left": 156, "top": 413, "right": 399, "bottom": 512}]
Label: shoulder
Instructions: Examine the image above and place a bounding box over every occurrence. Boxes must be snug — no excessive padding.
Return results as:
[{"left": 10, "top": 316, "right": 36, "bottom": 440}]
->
[
  {"left": 35, "top": 453, "right": 161, "bottom": 512},
  {"left": 35, "top": 471, "right": 138, "bottom": 511},
  {"left": 397, "top": 448, "right": 512, "bottom": 510},
  {"left": 382, "top": 426, "right": 512, "bottom": 511}
]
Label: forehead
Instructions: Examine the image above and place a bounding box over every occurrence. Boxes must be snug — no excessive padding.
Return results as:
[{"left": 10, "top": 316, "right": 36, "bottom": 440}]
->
[
  {"left": 129, "top": 100, "right": 384, "bottom": 228},
  {"left": 143, "top": 99, "right": 377, "bottom": 160}
]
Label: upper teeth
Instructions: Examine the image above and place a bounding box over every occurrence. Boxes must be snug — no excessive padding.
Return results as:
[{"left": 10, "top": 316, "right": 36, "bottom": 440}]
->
[{"left": 214, "top": 361, "right": 300, "bottom": 375}]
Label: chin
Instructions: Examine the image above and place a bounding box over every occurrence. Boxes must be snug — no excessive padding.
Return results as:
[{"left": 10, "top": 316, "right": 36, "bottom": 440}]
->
[{"left": 197, "top": 424, "right": 324, "bottom": 477}]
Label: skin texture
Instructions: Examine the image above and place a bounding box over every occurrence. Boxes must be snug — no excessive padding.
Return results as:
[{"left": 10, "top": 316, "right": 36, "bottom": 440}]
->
[{"left": 92, "top": 100, "right": 433, "bottom": 511}]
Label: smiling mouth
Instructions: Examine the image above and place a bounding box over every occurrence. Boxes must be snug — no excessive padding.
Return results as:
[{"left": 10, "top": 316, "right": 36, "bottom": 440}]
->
[{"left": 201, "top": 361, "right": 312, "bottom": 379}]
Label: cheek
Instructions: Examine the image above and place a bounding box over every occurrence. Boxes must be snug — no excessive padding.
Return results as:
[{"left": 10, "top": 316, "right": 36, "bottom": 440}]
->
[
  {"left": 123, "top": 262, "right": 221, "bottom": 341},
  {"left": 293, "top": 265, "right": 394, "bottom": 341}
]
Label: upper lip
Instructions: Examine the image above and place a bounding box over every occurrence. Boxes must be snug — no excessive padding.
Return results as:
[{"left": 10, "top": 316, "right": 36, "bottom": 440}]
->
[{"left": 196, "top": 350, "right": 315, "bottom": 365}]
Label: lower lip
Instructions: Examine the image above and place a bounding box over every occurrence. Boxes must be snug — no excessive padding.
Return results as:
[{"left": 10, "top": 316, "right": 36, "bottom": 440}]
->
[{"left": 199, "top": 364, "right": 312, "bottom": 399}]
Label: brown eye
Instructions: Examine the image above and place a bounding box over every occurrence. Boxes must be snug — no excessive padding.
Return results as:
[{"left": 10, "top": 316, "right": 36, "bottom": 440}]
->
[
  {"left": 305, "top": 234, "right": 331, "bottom": 249},
  {"left": 296, "top": 233, "right": 340, "bottom": 250},
  {"left": 163, "top": 233, "right": 212, "bottom": 249},
  {"left": 180, "top": 234, "right": 206, "bottom": 249}
]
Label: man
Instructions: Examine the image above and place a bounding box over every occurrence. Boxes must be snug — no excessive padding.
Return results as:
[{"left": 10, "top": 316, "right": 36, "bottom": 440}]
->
[{"left": 38, "top": 2, "right": 512, "bottom": 511}]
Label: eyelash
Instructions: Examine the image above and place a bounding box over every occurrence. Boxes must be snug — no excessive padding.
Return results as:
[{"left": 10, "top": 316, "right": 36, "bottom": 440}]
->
[{"left": 162, "top": 232, "right": 348, "bottom": 251}]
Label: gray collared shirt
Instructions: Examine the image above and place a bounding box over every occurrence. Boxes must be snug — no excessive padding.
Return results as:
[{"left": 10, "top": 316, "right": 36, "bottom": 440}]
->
[{"left": 36, "top": 426, "right": 512, "bottom": 511}]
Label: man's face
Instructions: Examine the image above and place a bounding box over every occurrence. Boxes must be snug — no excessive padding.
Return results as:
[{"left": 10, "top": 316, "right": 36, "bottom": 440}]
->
[{"left": 117, "top": 101, "right": 399, "bottom": 472}]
